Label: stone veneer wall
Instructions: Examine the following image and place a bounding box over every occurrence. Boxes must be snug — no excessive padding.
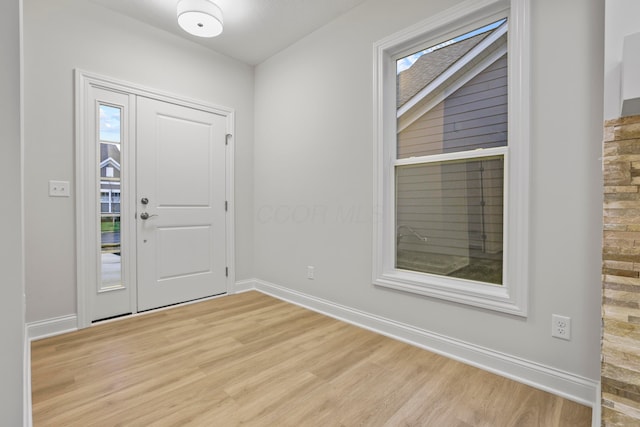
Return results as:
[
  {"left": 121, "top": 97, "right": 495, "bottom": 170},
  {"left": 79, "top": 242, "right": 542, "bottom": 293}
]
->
[{"left": 602, "top": 114, "right": 640, "bottom": 426}]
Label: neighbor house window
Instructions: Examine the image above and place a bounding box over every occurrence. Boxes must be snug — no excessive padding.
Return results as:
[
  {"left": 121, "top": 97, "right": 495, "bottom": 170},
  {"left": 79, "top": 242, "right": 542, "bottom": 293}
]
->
[{"left": 373, "top": 0, "right": 530, "bottom": 315}]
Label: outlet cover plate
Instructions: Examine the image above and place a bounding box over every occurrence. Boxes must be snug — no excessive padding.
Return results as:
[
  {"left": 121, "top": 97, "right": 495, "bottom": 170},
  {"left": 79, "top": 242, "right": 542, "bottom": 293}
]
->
[
  {"left": 552, "top": 314, "right": 571, "bottom": 340},
  {"left": 49, "top": 180, "right": 70, "bottom": 197}
]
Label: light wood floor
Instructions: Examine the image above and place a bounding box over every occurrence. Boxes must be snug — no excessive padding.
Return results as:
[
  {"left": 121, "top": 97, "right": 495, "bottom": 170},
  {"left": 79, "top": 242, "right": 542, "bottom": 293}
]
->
[{"left": 31, "top": 291, "right": 592, "bottom": 426}]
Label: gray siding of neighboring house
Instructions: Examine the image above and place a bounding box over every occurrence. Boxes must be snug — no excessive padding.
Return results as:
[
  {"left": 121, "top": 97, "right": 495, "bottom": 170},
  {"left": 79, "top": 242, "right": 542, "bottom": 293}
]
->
[
  {"left": 100, "top": 143, "right": 121, "bottom": 178},
  {"left": 101, "top": 162, "right": 121, "bottom": 179},
  {"left": 100, "top": 143, "right": 121, "bottom": 213},
  {"left": 397, "top": 161, "right": 471, "bottom": 257},
  {"left": 396, "top": 54, "right": 507, "bottom": 266}
]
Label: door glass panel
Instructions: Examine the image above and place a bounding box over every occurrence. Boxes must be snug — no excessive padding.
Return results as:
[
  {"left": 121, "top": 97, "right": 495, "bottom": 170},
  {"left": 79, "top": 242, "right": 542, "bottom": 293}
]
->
[{"left": 99, "top": 104, "right": 122, "bottom": 290}]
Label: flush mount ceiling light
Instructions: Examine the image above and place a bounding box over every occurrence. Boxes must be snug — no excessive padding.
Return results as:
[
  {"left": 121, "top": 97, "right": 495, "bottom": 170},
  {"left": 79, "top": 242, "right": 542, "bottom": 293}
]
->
[{"left": 177, "top": 0, "right": 223, "bottom": 38}]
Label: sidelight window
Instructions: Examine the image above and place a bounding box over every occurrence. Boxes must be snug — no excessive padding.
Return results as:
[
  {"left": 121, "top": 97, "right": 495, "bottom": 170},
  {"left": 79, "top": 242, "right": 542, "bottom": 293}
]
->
[{"left": 99, "top": 104, "right": 123, "bottom": 290}]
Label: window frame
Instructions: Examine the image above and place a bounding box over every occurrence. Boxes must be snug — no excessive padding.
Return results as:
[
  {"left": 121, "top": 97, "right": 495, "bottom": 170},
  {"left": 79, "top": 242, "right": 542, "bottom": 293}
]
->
[{"left": 372, "top": 0, "right": 530, "bottom": 316}]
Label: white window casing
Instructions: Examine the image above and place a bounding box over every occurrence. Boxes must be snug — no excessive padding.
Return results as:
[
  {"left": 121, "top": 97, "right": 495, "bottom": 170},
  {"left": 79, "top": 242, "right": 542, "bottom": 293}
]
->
[{"left": 372, "top": 0, "right": 530, "bottom": 316}]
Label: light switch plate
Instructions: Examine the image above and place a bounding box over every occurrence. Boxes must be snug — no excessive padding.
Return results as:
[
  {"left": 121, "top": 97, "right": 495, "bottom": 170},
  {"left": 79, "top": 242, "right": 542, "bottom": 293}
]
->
[{"left": 49, "top": 180, "right": 70, "bottom": 197}]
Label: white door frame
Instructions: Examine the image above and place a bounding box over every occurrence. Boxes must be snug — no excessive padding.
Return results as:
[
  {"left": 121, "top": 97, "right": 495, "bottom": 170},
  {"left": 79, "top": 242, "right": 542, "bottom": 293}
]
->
[{"left": 75, "top": 69, "right": 235, "bottom": 329}]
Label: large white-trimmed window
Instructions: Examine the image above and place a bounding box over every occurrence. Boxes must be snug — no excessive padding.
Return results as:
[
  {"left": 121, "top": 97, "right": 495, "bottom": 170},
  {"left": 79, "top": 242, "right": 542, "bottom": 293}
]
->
[{"left": 373, "top": 0, "right": 530, "bottom": 316}]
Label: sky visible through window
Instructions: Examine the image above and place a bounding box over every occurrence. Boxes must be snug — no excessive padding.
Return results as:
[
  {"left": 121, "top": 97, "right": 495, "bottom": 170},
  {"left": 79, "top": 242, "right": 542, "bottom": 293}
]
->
[
  {"left": 99, "top": 104, "right": 121, "bottom": 143},
  {"left": 396, "top": 18, "right": 506, "bottom": 74}
]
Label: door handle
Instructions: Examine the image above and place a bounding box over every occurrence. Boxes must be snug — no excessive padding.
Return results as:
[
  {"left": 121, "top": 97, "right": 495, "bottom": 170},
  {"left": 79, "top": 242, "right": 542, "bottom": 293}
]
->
[{"left": 139, "top": 212, "right": 158, "bottom": 220}]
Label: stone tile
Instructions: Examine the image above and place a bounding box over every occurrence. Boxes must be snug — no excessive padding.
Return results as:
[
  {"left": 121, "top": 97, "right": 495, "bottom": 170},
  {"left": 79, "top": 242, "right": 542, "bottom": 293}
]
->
[
  {"left": 603, "top": 332, "right": 640, "bottom": 356},
  {"left": 602, "top": 115, "right": 640, "bottom": 425},
  {"left": 603, "top": 363, "right": 640, "bottom": 386},
  {"left": 603, "top": 216, "right": 640, "bottom": 227},
  {"left": 603, "top": 246, "right": 640, "bottom": 257},
  {"left": 604, "top": 144, "right": 618, "bottom": 157},
  {"left": 602, "top": 405, "right": 640, "bottom": 426},
  {"left": 605, "top": 224, "right": 631, "bottom": 232},
  {"left": 603, "top": 319, "right": 640, "bottom": 341},
  {"left": 603, "top": 252, "right": 640, "bottom": 263},
  {"left": 615, "top": 141, "right": 640, "bottom": 155},
  {"left": 605, "top": 192, "right": 640, "bottom": 202},
  {"left": 606, "top": 154, "right": 640, "bottom": 163},
  {"left": 604, "top": 206, "right": 640, "bottom": 215},
  {"left": 604, "top": 125, "right": 615, "bottom": 143},
  {"left": 602, "top": 392, "right": 640, "bottom": 420},
  {"left": 604, "top": 203, "right": 640, "bottom": 212},
  {"left": 606, "top": 115, "right": 640, "bottom": 127},
  {"left": 603, "top": 304, "right": 640, "bottom": 323},
  {"left": 603, "top": 297, "right": 639, "bottom": 309},
  {"left": 603, "top": 281, "right": 640, "bottom": 292},
  {"left": 605, "top": 239, "right": 637, "bottom": 250},
  {"left": 604, "top": 161, "right": 632, "bottom": 185},
  {"left": 605, "top": 231, "right": 640, "bottom": 240},
  {"left": 603, "top": 268, "right": 639, "bottom": 278},
  {"left": 604, "top": 260, "right": 635, "bottom": 270},
  {"left": 615, "top": 123, "right": 640, "bottom": 141},
  {"left": 605, "top": 186, "right": 639, "bottom": 194}
]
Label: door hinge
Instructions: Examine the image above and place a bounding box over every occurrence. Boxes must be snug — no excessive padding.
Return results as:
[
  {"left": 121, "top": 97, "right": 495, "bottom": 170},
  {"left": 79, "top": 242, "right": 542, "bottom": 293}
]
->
[
  {"left": 225, "top": 133, "right": 232, "bottom": 145},
  {"left": 225, "top": 201, "right": 228, "bottom": 211},
  {"left": 225, "top": 267, "right": 229, "bottom": 277}
]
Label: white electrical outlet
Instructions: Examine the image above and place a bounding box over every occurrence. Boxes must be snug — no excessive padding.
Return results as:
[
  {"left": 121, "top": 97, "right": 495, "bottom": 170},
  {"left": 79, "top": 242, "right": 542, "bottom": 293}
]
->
[
  {"left": 552, "top": 314, "right": 571, "bottom": 340},
  {"left": 307, "top": 266, "right": 315, "bottom": 280},
  {"left": 49, "top": 180, "right": 70, "bottom": 197}
]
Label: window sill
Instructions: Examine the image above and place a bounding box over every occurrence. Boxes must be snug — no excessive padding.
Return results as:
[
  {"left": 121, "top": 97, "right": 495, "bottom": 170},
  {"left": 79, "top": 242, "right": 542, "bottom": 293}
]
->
[{"left": 373, "top": 269, "right": 527, "bottom": 316}]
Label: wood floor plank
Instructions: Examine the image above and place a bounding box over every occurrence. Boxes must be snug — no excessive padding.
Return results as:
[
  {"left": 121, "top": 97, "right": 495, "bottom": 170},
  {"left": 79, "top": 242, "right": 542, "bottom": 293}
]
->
[{"left": 31, "top": 291, "right": 592, "bottom": 426}]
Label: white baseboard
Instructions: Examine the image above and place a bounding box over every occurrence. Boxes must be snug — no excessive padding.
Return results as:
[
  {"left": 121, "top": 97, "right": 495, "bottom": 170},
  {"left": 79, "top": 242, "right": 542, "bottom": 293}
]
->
[
  {"left": 26, "top": 314, "right": 77, "bottom": 341},
  {"left": 241, "top": 278, "right": 599, "bottom": 409},
  {"left": 593, "top": 382, "right": 601, "bottom": 427},
  {"left": 233, "top": 279, "right": 257, "bottom": 294}
]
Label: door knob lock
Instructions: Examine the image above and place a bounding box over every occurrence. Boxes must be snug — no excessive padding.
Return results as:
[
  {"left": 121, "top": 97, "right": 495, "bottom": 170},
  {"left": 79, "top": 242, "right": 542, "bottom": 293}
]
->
[{"left": 139, "top": 212, "right": 158, "bottom": 220}]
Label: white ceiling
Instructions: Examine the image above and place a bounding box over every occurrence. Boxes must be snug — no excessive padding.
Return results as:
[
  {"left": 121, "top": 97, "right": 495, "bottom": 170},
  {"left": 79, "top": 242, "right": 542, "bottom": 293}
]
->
[{"left": 90, "top": 0, "right": 368, "bottom": 65}]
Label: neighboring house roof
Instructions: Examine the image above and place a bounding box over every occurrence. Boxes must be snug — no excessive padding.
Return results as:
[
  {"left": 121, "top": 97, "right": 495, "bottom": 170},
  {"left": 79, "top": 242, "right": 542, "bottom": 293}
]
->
[
  {"left": 100, "top": 158, "right": 120, "bottom": 171},
  {"left": 100, "top": 143, "right": 121, "bottom": 169},
  {"left": 397, "top": 21, "right": 508, "bottom": 132},
  {"left": 397, "top": 32, "right": 492, "bottom": 109}
]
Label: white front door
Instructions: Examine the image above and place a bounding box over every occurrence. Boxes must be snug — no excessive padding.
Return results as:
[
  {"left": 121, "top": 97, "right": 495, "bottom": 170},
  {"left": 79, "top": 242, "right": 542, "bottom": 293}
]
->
[
  {"left": 136, "top": 97, "right": 228, "bottom": 311},
  {"left": 78, "top": 72, "right": 232, "bottom": 325}
]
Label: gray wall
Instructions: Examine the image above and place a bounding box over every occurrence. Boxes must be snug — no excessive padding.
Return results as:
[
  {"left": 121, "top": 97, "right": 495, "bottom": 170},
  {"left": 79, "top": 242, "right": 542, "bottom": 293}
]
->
[
  {"left": 0, "top": 0, "right": 25, "bottom": 423},
  {"left": 24, "top": 0, "right": 255, "bottom": 322},
  {"left": 254, "top": 0, "right": 603, "bottom": 383}
]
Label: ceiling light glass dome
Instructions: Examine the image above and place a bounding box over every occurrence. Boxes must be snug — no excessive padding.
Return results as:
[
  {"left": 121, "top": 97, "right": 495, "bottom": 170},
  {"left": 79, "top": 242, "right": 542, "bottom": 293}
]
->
[{"left": 177, "top": 0, "right": 223, "bottom": 38}]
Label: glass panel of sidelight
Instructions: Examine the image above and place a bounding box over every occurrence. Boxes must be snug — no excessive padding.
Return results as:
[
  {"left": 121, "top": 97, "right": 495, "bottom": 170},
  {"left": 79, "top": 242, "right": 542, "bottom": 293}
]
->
[{"left": 99, "top": 104, "right": 123, "bottom": 290}]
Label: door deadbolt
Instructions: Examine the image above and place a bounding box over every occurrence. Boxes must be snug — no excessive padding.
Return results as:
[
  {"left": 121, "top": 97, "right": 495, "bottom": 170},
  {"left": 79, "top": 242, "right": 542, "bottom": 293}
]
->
[{"left": 141, "top": 197, "right": 149, "bottom": 205}]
